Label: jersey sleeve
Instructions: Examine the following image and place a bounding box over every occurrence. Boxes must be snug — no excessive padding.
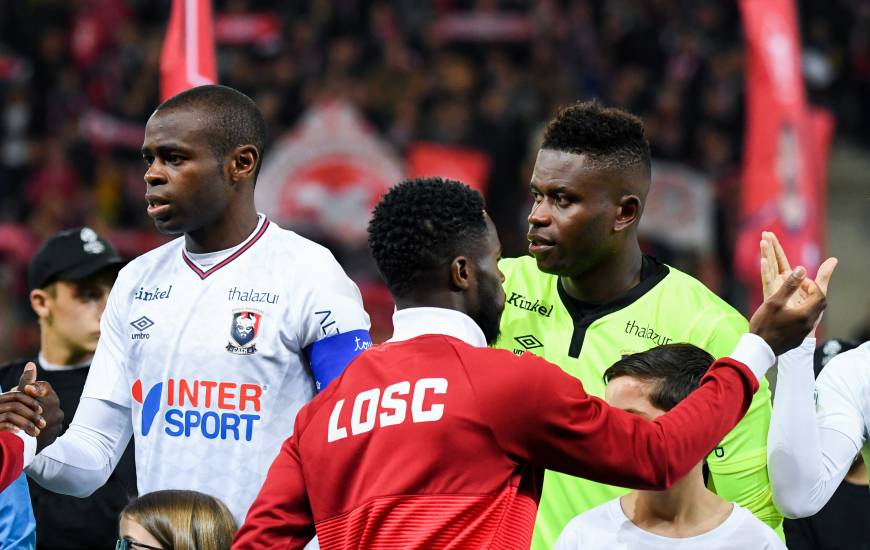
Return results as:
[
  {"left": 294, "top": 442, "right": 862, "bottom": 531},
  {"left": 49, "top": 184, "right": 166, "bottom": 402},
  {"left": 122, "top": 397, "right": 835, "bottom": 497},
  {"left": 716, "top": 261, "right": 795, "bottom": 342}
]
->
[
  {"left": 461, "top": 344, "right": 760, "bottom": 490},
  {"left": 689, "top": 307, "right": 781, "bottom": 531},
  {"left": 233, "top": 413, "right": 315, "bottom": 549},
  {"left": 768, "top": 344, "right": 867, "bottom": 517},
  {"left": 0, "top": 432, "right": 25, "bottom": 492},
  {"left": 81, "top": 270, "right": 132, "bottom": 407},
  {"left": 296, "top": 252, "right": 372, "bottom": 392}
]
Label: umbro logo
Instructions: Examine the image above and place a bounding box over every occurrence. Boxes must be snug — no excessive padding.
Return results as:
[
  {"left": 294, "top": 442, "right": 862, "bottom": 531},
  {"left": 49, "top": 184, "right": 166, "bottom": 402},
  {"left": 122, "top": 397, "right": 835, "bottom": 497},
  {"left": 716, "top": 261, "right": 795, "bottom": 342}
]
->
[
  {"left": 514, "top": 334, "right": 543, "bottom": 350},
  {"left": 130, "top": 316, "right": 154, "bottom": 340}
]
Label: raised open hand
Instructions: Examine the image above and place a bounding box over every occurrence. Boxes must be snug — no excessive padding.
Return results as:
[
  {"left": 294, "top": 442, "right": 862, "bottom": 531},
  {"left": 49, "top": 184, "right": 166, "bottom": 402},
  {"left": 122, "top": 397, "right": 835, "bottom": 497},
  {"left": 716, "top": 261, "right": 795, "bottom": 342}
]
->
[{"left": 760, "top": 231, "right": 837, "bottom": 332}]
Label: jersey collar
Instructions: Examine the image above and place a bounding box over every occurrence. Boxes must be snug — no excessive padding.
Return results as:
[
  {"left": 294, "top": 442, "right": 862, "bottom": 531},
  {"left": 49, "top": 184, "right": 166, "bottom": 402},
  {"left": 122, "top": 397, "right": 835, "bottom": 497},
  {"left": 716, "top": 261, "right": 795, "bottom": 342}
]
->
[
  {"left": 388, "top": 307, "right": 488, "bottom": 348},
  {"left": 181, "top": 218, "right": 271, "bottom": 280}
]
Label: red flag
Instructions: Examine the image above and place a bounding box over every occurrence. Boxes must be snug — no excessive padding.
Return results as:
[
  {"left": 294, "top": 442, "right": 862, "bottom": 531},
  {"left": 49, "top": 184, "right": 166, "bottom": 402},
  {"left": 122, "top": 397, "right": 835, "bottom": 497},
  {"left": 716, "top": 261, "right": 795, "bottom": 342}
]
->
[
  {"left": 159, "top": 0, "right": 217, "bottom": 101},
  {"left": 735, "top": 0, "right": 835, "bottom": 310}
]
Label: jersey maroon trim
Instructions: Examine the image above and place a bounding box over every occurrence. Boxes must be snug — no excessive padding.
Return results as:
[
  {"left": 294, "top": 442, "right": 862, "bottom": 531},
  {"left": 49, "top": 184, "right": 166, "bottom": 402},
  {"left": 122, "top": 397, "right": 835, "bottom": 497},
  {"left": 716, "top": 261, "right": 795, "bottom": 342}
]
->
[{"left": 181, "top": 218, "right": 271, "bottom": 280}]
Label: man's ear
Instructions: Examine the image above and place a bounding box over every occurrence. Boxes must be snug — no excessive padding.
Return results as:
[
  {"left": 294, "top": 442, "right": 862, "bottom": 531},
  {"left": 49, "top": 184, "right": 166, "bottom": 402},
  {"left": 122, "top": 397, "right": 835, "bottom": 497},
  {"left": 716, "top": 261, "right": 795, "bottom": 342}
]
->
[
  {"left": 30, "top": 289, "right": 51, "bottom": 320},
  {"left": 449, "top": 257, "right": 473, "bottom": 290},
  {"left": 614, "top": 195, "right": 642, "bottom": 232},
  {"left": 228, "top": 145, "right": 259, "bottom": 183}
]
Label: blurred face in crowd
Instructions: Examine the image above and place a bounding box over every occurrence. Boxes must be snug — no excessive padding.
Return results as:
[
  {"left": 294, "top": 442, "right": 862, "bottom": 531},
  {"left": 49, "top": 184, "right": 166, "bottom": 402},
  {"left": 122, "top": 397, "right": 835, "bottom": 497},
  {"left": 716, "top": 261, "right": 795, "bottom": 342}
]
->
[
  {"left": 30, "top": 269, "right": 117, "bottom": 359},
  {"left": 119, "top": 514, "right": 164, "bottom": 550},
  {"left": 141, "top": 108, "right": 232, "bottom": 236},
  {"left": 527, "top": 149, "right": 622, "bottom": 278},
  {"left": 468, "top": 215, "right": 506, "bottom": 345}
]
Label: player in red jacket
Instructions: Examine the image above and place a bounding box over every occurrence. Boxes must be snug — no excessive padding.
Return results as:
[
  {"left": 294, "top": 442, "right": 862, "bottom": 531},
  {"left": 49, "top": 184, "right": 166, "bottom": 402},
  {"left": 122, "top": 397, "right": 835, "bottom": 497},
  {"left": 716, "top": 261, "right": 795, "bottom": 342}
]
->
[{"left": 234, "top": 178, "right": 825, "bottom": 550}]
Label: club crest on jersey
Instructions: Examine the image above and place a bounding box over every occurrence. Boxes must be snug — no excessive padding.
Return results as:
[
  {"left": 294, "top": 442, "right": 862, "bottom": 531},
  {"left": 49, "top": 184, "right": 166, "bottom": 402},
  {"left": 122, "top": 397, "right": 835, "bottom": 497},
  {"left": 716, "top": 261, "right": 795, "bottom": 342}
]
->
[{"left": 226, "top": 310, "right": 262, "bottom": 355}]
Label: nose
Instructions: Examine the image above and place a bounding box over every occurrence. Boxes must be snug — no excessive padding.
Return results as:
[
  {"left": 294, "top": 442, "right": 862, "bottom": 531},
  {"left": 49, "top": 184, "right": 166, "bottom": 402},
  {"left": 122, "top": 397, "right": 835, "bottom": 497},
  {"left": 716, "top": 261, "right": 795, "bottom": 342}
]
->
[
  {"left": 528, "top": 198, "right": 550, "bottom": 227},
  {"left": 144, "top": 160, "right": 166, "bottom": 187}
]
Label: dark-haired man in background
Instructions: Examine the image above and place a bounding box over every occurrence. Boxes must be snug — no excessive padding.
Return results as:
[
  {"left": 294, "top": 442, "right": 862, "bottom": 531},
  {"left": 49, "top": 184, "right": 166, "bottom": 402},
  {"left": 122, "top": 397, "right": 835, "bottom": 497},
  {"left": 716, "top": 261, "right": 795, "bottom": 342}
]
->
[
  {"left": 495, "top": 101, "right": 780, "bottom": 547},
  {"left": 234, "top": 177, "right": 823, "bottom": 549},
  {"left": 21, "top": 84, "right": 371, "bottom": 526},
  {"left": 0, "top": 227, "right": 135, "bottom": 549},
  {"left": 555, "top": 344, "right": 784, "bottom": 549}
]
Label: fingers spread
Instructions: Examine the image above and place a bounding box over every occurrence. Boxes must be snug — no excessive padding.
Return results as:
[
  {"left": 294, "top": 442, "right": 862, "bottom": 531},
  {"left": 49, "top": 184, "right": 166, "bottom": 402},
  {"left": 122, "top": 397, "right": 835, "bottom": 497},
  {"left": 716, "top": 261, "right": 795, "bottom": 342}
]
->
[{"left": 766, "top": 231, "right": 792, "bottom": 273}]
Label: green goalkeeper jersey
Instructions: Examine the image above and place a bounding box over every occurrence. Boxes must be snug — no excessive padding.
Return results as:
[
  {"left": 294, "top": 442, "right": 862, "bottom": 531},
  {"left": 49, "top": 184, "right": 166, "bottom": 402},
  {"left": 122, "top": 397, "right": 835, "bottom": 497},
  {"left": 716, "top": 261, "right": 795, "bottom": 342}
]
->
[{"left": 495, "top": 256, "right": 780, "bottom": 550}]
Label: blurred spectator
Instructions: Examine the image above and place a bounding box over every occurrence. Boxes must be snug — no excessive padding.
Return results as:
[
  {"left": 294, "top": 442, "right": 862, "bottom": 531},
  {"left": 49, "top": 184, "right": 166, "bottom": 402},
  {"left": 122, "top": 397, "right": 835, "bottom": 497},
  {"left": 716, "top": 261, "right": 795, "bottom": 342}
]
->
[
  {"left": 118, "top": 490, "right": 237, "bottom": 550},
  {"left": 0, "top": 227, "right": 136, "bottom": 549}
]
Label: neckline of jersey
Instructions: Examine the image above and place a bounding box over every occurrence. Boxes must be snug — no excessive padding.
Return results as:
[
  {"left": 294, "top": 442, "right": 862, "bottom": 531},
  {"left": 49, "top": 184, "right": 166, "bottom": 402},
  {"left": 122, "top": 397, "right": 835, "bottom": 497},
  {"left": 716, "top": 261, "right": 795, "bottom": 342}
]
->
[
  {"left": 181, "top": 218, "right": 271, "bottom": 280},
  {"left": 558, "top": 256, "right": 670, "bottom": 357}
]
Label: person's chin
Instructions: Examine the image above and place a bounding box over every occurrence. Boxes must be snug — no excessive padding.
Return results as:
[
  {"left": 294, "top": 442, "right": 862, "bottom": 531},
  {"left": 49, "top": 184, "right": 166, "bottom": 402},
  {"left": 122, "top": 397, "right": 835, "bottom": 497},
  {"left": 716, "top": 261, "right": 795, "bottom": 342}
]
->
[
  {"left": 532, "top": 253, "right": 564, "bottom": 275},
  {"left": 153, "top": 217, "right": 185, "bottom": 235}
]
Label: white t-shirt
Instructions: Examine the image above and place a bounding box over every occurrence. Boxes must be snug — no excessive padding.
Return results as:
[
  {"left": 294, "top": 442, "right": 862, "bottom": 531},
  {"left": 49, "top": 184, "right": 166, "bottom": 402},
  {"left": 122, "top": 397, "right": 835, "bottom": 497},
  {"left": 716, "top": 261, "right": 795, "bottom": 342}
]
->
[
  {"left": 554, "top": 498, "right": 785, "bottom": 550},
  {"left": 81, "top": 216, "right": 371, "bottom": 521}
]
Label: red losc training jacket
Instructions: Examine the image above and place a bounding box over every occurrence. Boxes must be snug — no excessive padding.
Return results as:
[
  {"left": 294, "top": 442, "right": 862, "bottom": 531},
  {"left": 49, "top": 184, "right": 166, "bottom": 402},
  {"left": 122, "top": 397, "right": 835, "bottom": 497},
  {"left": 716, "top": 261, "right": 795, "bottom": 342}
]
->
[{"left": 233, "top": 311, "right": 759, "bottom": 550}]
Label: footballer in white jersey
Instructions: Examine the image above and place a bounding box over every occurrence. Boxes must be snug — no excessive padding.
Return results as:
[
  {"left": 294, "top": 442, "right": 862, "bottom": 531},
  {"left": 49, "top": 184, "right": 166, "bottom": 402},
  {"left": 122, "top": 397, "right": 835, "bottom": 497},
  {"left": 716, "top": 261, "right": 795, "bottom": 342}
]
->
[
  {"left": 80, "top": 215, "right": 371, "bottom": 521},
  {"left": 22, "top": 85, "right": 373, "bottom": 529}
]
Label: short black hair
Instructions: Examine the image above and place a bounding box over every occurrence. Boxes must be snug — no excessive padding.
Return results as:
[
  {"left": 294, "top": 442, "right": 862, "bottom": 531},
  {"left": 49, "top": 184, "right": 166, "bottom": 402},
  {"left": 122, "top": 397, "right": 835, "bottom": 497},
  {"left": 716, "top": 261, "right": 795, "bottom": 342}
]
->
[
  {"left": 603, "top": 344, "right": 714, "bottom": 411},
  {"left": 155, "top": 84, "right": 267, "bottom": 180},
  {"left": 542, "top": 100, "right": 651, "bottom": 178},
  {"left": 368, "top": 177, "right": 487, "bottom": 297}
]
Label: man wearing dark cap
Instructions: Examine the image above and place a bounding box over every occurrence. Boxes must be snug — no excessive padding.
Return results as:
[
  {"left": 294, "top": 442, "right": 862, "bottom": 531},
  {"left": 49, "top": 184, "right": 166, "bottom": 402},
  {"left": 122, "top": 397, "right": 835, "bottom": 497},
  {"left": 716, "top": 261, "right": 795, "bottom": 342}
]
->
[{"left": 0, "top": 227, "right": 137, "bottom": 550}]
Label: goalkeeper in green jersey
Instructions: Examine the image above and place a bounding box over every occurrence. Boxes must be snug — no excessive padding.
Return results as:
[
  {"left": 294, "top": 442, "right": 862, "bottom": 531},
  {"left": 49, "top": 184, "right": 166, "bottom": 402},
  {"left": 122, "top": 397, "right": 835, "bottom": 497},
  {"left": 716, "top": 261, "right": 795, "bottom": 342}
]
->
[{"left": 494, "top": 101, "right": 781, "bottom": 549}]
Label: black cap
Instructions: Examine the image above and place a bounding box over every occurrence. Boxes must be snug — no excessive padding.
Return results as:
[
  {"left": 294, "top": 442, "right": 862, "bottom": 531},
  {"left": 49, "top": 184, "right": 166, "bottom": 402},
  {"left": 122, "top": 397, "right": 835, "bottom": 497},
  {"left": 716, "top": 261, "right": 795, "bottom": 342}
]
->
[{"left": 28, "top": 227, "right": 124, "bottom": 291}]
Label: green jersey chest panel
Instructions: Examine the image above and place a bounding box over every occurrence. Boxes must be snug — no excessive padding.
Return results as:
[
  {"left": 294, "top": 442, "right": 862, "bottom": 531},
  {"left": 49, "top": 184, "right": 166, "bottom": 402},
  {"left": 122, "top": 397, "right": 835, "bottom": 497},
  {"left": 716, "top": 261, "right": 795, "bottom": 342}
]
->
[{"left": 496, "top": 256, "right": 748, "bottom": 399}]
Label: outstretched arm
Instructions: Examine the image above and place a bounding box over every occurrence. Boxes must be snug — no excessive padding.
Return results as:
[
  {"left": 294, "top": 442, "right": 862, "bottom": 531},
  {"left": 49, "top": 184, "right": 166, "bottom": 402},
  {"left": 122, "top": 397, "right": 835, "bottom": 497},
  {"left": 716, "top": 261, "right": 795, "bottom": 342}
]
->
[
  {"left": 27, "top": 397, "right": 133, "bottom": 497},
  {"left": 471, "top": 265, "right": 826, "bottom": 490},
  {"left": 768, "top": 339, "right": 862, "bottom": 517}
]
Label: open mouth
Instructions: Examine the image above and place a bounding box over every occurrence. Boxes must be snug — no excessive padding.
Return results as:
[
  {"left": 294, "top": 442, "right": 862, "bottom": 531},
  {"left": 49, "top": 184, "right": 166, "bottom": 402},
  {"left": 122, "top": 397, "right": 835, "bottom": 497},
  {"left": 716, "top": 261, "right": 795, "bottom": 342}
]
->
[
  {"left": 527, "top": 234, "right": 555, "bottom": 253},
  {"left": 145, "top": 196, "right": 171, "bottom": 219}
]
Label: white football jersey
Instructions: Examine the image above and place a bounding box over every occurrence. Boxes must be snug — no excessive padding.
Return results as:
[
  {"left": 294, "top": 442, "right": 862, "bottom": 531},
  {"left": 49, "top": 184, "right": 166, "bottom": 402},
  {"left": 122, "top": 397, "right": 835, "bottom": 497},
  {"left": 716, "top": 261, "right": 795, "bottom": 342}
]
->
[{"left": 82, "top": 216, "right": 371, "bottom": 522}]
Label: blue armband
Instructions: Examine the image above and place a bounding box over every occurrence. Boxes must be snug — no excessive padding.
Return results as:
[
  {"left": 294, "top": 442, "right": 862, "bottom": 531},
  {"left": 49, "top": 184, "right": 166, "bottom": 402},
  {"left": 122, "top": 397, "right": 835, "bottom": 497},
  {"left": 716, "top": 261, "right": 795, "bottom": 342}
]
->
[{"left": 305, "top": 329, "right": 372, "bottom": 392}]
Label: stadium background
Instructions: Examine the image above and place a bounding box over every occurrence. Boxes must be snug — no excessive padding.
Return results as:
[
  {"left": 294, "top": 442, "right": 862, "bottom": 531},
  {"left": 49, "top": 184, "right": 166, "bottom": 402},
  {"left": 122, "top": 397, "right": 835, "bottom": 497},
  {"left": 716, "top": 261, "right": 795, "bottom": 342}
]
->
[{"left": 0, "top": 0, "right": 868, "bottom": 357}]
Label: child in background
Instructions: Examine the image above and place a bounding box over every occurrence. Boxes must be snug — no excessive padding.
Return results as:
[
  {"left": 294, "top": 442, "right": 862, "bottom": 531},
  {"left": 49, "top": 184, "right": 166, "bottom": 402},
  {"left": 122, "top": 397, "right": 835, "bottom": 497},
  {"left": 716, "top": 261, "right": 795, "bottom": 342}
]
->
[{"left": 117, "top": 490, "right": 236, "bottom": 550}]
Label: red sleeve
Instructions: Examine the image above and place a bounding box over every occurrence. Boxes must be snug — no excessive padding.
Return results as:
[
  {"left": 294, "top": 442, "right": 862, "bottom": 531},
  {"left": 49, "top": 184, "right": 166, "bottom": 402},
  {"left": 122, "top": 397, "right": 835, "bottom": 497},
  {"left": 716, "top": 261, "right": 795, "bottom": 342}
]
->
[
  {"left": 0, "top": 431, "right": 24, "bottom": 493},
  {"left": 233, "top": 424, "right": 315, "bottom": 549},
  {"left": 462, "top": 347, "right": 759, "bottom": 491}
]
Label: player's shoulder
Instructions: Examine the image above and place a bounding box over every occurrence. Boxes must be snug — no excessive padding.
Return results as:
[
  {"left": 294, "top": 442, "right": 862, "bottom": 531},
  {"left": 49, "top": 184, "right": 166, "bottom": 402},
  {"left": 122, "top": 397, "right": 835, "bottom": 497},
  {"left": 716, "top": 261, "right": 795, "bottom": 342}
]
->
[
  {"left": 660, "top": 263, "right": 743, "bottom": 317},
  {"left": 557, "top": 498, "right": 622, "bottom": 542},
  {"left": 818, "top": 342, "right": 870, "bottom": 386},
  {"left": 263, "top": 221, "right": 344, "bottom": 272},
  {"left": 729, "top": 505, "right": 786, "bottom": 546}
]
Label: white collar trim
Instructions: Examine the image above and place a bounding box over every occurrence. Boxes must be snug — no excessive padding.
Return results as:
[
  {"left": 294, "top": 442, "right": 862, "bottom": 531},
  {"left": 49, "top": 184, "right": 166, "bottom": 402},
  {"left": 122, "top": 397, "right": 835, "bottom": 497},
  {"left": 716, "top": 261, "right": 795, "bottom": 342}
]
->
[{"left": 388, "top": 307, "right": 487, "bottom": 348}]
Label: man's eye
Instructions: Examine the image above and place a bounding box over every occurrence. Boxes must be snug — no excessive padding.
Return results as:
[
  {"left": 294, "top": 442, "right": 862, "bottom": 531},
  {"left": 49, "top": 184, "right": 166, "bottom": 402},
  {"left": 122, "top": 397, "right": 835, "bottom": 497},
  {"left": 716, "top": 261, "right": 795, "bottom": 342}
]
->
[
  {"left": 142, "top": 156, "right": 153, "bottom": 166},
  {"left": 168, "top": 154, "right": 184, "bottom": 164}
]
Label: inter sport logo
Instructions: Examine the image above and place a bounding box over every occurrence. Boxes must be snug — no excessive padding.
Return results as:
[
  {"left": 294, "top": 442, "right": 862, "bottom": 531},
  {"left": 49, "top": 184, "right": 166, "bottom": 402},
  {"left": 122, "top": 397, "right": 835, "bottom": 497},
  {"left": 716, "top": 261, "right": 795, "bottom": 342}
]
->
[{"left": 131, "top": 378, "right": 263, "bottom": 441}]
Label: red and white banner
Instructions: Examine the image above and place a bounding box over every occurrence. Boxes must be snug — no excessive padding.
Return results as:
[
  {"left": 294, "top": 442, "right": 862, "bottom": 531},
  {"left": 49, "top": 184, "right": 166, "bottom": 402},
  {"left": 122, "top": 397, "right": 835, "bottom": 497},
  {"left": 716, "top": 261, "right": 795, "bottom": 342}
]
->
[
  {"left": 255, "top": 100, "right": 404, "bottom": 244},
  {"left": 735, "top": 0, "right": 835, "bottom": 308},
  {"left": 159, "top": 0, "right": 217, "bottom": 101},
  {"left": 406, "top": 142, "right": 491, "bottom": 194},
  {"left": 642, "top": 162, "right": 714, "bottom": 254}
]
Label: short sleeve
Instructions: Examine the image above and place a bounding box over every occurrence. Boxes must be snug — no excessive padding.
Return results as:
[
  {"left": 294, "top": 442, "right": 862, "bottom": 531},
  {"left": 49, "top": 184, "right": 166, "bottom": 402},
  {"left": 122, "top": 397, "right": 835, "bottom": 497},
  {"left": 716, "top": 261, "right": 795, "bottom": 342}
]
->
[
  {"left": 81, "top": 271, "right": 132, "bottom": 406},
  {"left": 296, "top": 250, "right": 371, "bottom": 391}
]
